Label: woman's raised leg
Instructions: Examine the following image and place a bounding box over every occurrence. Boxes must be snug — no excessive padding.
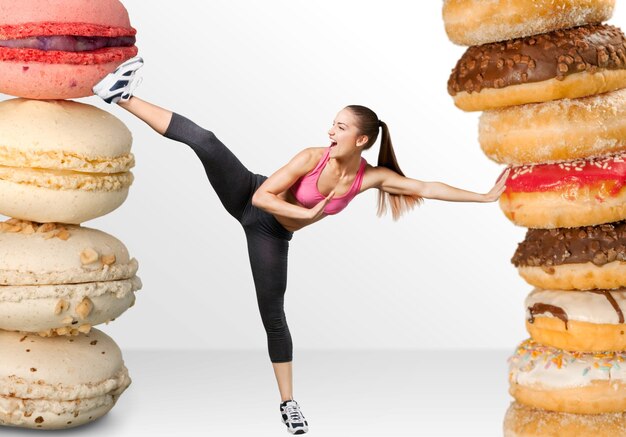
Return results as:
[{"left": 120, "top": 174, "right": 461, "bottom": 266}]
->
[
  {"left": 119, "top": 96, "right": 172, "bottom": 135},
  {"left": 118, "top": 96, "right": 256, "bottom": 221}
]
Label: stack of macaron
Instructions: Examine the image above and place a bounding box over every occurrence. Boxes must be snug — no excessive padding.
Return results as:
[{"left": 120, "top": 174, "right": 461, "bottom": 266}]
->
[
  {"left": 443, "top": 0, "right": 626, "bottom": 435},
  {"left": 0, "top": 0, "right": 140, "bottom": 430}
]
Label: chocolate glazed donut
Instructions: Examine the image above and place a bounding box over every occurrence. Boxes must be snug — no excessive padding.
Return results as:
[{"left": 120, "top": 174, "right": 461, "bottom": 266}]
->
[
  {"left": 448, "top": 24, "right": 626, "bottom": 111},
  {"left": 513, "top": 222, "right": 626, "bottom": 290}
]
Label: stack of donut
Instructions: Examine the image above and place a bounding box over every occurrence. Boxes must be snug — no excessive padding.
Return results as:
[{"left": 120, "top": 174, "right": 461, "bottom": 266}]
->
[
  {"left": 443, "top": 0, "right": 626, "bottom": 435},
  {"left": 0, "top": 0, "right": 140, "bottom": 430}
]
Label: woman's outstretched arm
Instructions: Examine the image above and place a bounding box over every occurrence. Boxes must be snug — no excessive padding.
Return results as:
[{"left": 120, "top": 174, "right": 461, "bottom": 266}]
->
[
  {"left": 370, "top": 166, "right": 510, "bottom": 202},
  {"left": 118, "top": 97, "right": 173, "bottom": 135}
]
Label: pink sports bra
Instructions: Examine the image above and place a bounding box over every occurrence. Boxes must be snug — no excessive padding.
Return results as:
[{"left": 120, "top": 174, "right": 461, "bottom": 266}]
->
[{"left": 289, "top": 145, "right": 367, "bottom": 215}]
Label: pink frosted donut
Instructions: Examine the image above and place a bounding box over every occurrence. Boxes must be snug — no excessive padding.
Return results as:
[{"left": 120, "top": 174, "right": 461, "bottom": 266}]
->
[
  {"left": 500, "top": 153, "right": 626, "bottom": 228},
  {"left": 0, "top": 0, "right": 137, "bottom": 99}
]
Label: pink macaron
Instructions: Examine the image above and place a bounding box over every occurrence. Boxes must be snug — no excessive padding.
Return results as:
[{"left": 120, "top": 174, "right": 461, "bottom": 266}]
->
[{"left": 0, "top": 0, "right": 138, "bottom": 99}]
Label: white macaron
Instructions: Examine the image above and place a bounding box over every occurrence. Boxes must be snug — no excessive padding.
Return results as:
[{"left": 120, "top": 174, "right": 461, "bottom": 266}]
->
[
  {"left": 0, "top": 328, "right": 131, "bottom": 429},
  {"left": 0, "top": 98, "right": 134, "bottom": 224}
]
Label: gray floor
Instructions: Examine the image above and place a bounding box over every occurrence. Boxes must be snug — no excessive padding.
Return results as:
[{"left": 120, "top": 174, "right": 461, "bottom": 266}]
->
[{"left": 5, "top": 350, "right": 512, "bottom": 437}]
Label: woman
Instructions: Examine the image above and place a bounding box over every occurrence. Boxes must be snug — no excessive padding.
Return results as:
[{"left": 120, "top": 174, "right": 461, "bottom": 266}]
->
[{"left": 94, "top": 57, "right": 508, "bottom": 435}]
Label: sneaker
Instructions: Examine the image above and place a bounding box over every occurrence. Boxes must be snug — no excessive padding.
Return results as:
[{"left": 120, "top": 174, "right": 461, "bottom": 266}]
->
[
  {"left": 280, "top": 399, "right": 308, "bottom": 434},
  {"left": 92, "top": 56, "right": 144, "bottom": 104}
]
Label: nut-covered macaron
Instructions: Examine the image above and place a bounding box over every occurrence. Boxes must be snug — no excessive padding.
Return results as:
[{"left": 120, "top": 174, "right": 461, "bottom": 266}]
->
[
  {"left": 0, "top": 219, "right": 141, "bottom": 335},
  {"left": 0, "top": 329, "right": 131, "bottom": 429},
  {"left": 0, "top": 99, "right": 134, "bottom": 224}
]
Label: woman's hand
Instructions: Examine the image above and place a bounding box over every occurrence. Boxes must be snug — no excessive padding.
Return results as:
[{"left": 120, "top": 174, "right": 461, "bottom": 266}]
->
[
  {"left": 482, "top": 168, "right": 510, "bottom": 202},
  {"left": 307, "top": 191, "right": 335, "bottom": 220}
]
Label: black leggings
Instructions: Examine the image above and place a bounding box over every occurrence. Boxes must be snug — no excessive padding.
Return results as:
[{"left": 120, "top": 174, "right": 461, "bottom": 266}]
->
[{"left": 165, "top": 113, "right": 295, "bottom": 363}]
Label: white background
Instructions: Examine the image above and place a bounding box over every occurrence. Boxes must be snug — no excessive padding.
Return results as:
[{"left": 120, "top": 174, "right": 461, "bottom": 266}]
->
[{"left": 4, "top": 0, "right": 626, "bottom": 352}]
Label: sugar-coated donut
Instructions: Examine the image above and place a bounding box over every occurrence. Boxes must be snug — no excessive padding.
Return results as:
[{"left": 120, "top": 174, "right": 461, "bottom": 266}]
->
[
  {"left": 443, "top": 0, "right": 615, "bottom": 46},
  {"left": 448, "top": 25, "right": 626, "bottom": 111},
  {"left": 525, "top": 288, "right": 626, "bottom": 351},
  {"left": 500, "top": 153, "right": 626, "bottom": 228},
  {"left": 509, "top": 339, "right": 626, "bottom": 414},
  {"left": 480, "top": 89, "right": 626, "bottom": 165},
  {"left": 503, "top": 402, "right": 626, "bottom": 437},
  {"left": 512, "top": 223, "right": 626, "bottom": 290},
  {"left": 0, "top": 0, "right": 137, "bottom": 99}
]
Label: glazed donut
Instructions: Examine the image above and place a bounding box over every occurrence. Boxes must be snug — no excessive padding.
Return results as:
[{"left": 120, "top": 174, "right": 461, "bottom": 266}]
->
[
  {"left": 503, "top": 402, "right": 626, "bottom": 437},
  {"left": 512, "top": 222, "right": 626, "bottom": 290},
  {"left": 480, "top": 89, "right": 626, "bottom": 166},
  {"left": 525, "top": 288, "right": 626, "bottom": 351},
  {"left": 500, "top": 153, "right": 626, "bottom": 229},
  {"left": 443, "top": 0, "right": 615, "bottom": 46},
  {"left": 508, "top": 339, "right": 626, "bottom": 414},
  {"left": 448, "top": 25, "right": 626, "bottom": 111}
]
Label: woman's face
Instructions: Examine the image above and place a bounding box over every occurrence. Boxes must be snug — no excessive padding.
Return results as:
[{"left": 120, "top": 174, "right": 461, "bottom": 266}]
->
[{"left": 328, "top": 108, "right": 368, "bottom": 156}]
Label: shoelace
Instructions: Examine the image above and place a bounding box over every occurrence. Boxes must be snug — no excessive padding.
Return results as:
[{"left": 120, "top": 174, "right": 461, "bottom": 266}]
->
[
  {"left": 285, "top": 404, "right": 304, "bottom": 422},
  {"left": 121, "top": 75, "right": 143, "bottom": 102}
]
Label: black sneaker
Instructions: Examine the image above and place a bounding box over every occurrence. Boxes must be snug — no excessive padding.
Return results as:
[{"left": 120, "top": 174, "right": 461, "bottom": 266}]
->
[{"left": 280, "top": 399, "right": 309, "bottom": 434}]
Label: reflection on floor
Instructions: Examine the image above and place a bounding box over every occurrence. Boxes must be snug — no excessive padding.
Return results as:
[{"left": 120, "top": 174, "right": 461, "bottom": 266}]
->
[{"left": 5, "top": 350, "right": 512, "bottom": 437}]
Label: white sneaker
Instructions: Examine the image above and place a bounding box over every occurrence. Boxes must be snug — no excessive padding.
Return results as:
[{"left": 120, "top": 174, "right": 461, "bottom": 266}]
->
[
  {"left": 280, "top": 400, "right": 309, "bottom": 434},
  {"left": 93, "top": 56, "right": 144, "bottom": 104}
]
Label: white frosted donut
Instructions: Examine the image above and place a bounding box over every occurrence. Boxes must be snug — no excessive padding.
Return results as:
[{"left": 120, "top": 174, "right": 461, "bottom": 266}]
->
[
  {"left": 500, "top": 153, "right": 626, "bottom": 228},
  {"left": 443, "top": 0, "right": 615, "bottom": 46},
  {"left": 480, "top": 89, "right": 626, "bottom": 165},
  {"left": 503, "top": 402, "right": 626, "bottom": 437},
  {"left": 508, "top": 339, "right": 626, "bottom": 414},
  {"left": 525, "top": 288, "right": 626, "bottom": 351}
]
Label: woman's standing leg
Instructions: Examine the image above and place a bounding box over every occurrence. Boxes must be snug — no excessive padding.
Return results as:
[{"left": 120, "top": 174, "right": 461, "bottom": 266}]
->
[
  {"left": 243, "top": 227, "right": 294, "bottom": 399},
  {"left": 243, "top": 225, "right": 308, "bottom": 434}
]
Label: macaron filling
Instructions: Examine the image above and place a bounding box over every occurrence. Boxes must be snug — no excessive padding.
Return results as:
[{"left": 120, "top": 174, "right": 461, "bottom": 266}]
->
[
  {"left": 0, "top": 35, "right": 135, "bottom": 51},
  {"left": 0, "top": 22, "right": 137, "bottom": 64},
  {"left": 0, "top": 166, "right": 134, "bottom": 192},
  {"left": 0, "top": 146, "right": 134, "bottom": 174}
]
